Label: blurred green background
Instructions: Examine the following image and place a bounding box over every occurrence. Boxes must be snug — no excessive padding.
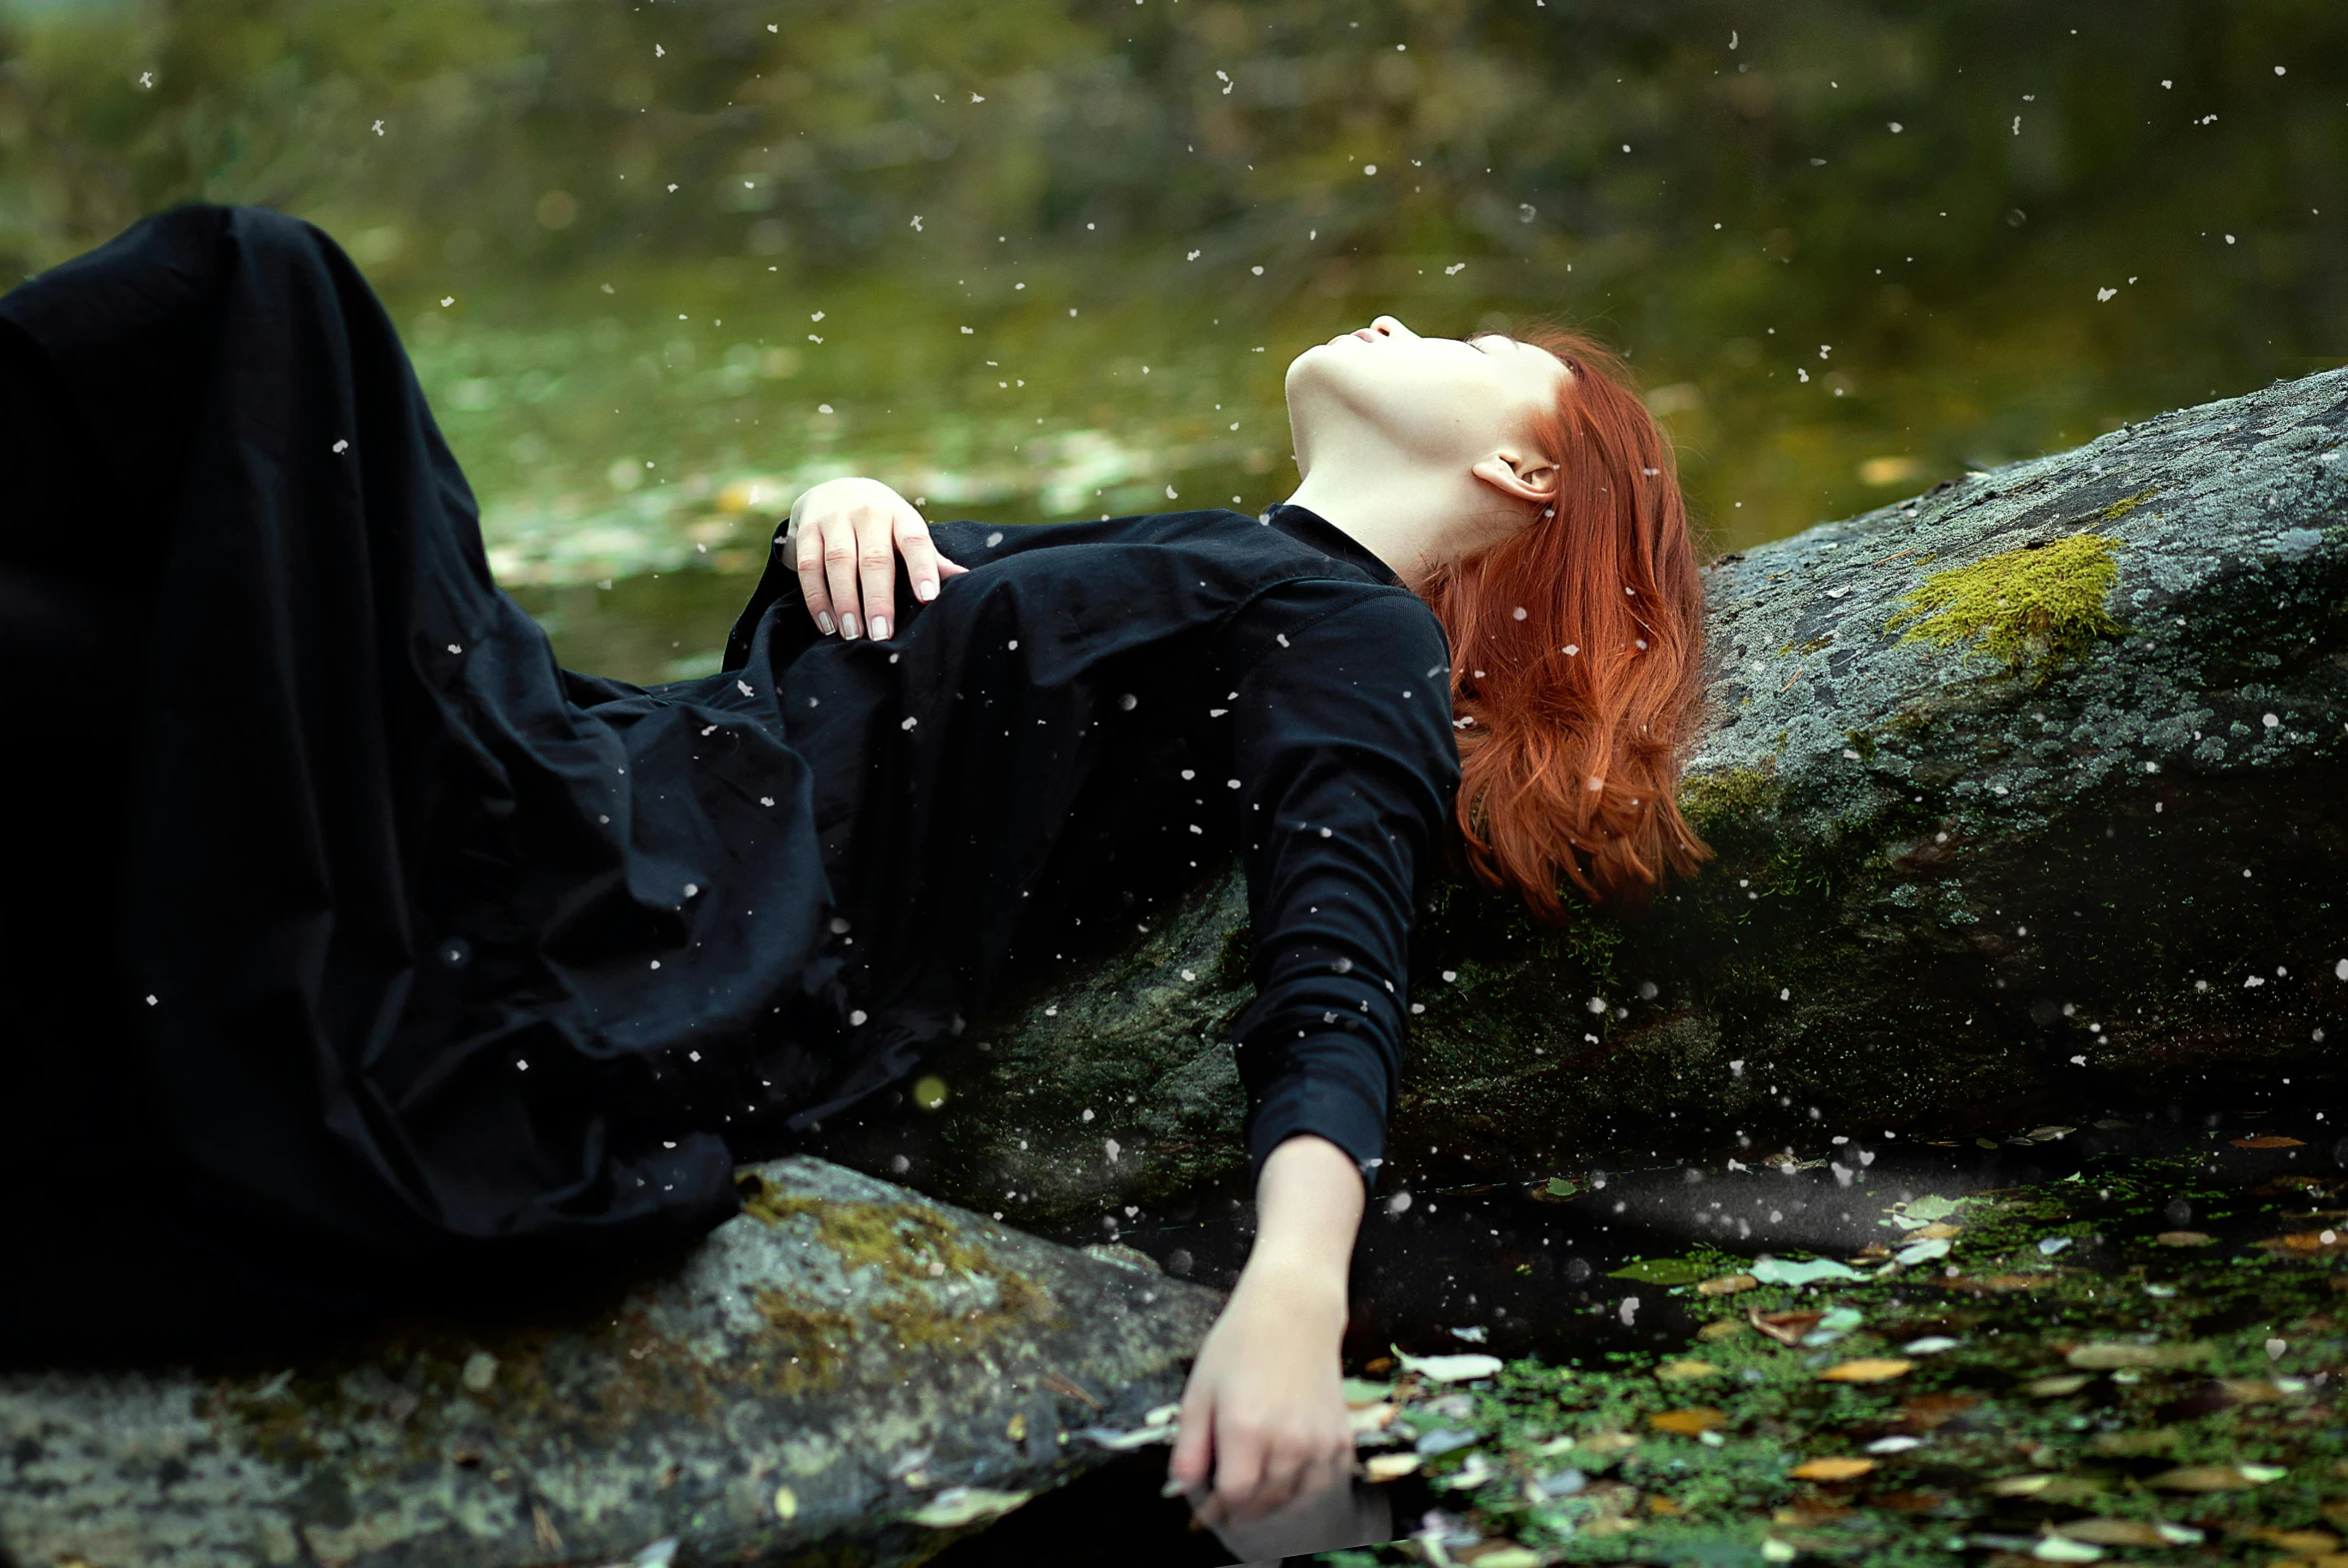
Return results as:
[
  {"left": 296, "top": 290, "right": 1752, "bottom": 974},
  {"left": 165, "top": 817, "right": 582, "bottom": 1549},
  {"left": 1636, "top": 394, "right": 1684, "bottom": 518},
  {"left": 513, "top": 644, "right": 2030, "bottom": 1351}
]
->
[{"left": 5, "top": 0, "right": 2343, "bottom": 681}]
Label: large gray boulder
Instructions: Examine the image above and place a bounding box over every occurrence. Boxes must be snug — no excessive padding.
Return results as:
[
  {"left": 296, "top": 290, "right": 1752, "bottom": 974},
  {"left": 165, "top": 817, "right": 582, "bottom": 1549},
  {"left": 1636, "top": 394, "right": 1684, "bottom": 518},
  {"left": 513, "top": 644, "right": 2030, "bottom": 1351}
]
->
[
  {"left": 853, "top": 368, "right": 2348, "bottom": 1225},
  {"left": 0, "top": 1157, "right": 1220, "bottom": 1568}
]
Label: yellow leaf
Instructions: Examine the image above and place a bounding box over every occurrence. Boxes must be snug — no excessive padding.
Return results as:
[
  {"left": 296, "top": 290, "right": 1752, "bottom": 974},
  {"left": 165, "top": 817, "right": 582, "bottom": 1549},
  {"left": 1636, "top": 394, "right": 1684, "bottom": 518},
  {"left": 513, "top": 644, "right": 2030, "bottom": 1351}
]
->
[
  {"left": 2065, "top": 1342, "right": 2207, "bottom": 1370},
  {"left": 2155, "top": 1230, "right": 2214, "bottom": 1246},
  {"left": 1789, "top": 1457, "right": 1876, "bottom": 1481},
  {"left": 1987, "top": 1474, "right": 2056, "bottom": 1496},
  {"left": 2055, "top": 1520, "right": 2167, "bottom": 1547},
  {"left": 1818, "top": 1358, "right": 1913, "bottom": 1382},
  {"left": 1697, "top": 1272, "right": 1759, "bottom": 1296},
  {"left": 2148, "top": 1464, "right": 2267, "bottom": 1492},
  {"left": 2024, "top": 1374, "right": 2091, "bottom": 1397},
  {"left": 1649, "top": 1406, "right": 1728, "bottom": 1435},
  {"left": 1364, "top": 1452, "right": 1423, "bottom": 1482},
  {"left": 1656, "top": 1359, "right": 1720, "bottom": 1383}
]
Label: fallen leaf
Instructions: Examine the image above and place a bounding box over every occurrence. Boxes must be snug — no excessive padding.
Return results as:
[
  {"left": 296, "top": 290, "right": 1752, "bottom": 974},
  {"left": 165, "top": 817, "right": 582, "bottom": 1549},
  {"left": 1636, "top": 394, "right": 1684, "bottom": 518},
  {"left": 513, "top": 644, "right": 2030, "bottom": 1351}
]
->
[
  {"left": 2066, "top": 1342, "right": 2208, "bottom": 1370},
  {"left": 2054, "top": 1520, "right": 2168, "bottom": 1547},
  {"left": 1340, "top": 1378, "right": 1393, "bottom": 1405},
  {"left": 1750, "top": 1308, "right": 1828, "bottom": 1346},
  {"left": 1392, "top": 1347, "right": 1503, "bottom": 1383},
  {"left": 2253, "top": 1529, "right": 2343, "bottom": 1555},
  {"left": 1649, "top": 1406, "right": 1728, "bottom": 1435},
  {"left": 911, "top": 1488, "right": 1034, "bottom": 1527},
  {"left": 1657, "top": 1359, "right": 1721, "bottom": 1382},
  {"left": 1790, "top": 1457, "right": 1876, "bottom": 1481},
  {"left": 1346, "top": 1403, "right": 1395, "bottom": 1435},
  {"left": 2147, "top": 1464, "right": 2273, "bottom": 1492},
  {"left": 2027, "top": 1125, "right": 2076, "bottom": 1141},
  {"left": 1751, "top": 1256, "right": 1865, "bottom": 1286},
  {"left": 1902, "top": 1194, "right": 1965, "bottom": 1222},
  {"left": 1364, "top": 1452, "right": 1423, "bottom": 1482},
  {"left": 1899, "top": 1392, "right": 1977, "bottom": 1427},
  {"left": 1819, "top": 1359, "right": 1913, "bottom": 1382},
  {"left": 2025, "top": 1374, "right": 2092, "bottom": 1396},
  {"left": 2155, "top": 1229, "right": 2214, "bottom": 1246},
  {"left": 1697, "top": 1319, "right": 1747, "bottom": 1341},
  {"left": 1940, "top": 1272, "right": 2055, "bottom": 1291},
  {"left": 1697, "top": 1272, "right": 1759, "bottom": 1296},
  {"left": 1987, "top": 1474, "right": 2056, "bottom": 1496},
  {"left": 2232, "top": 1135, "right": 2307, "bottom": 1149},
  {"left": 2258, "top": 1231, "right": 2348, "bottom": 1256},
  {"left": 1004, "top": 1413, "right": 1026, "bottom": 1442},
  {"left": 1913, "top": 1222, "right": 1965, "bottom": 1239},
  {"left": 2217, "top": 1377, "right": 2290, "bottom": 1404},
  {"left": 1896, "top": 1237, "right": 1953, "bottom": 1265},
  {"left": 1460, "top": 1548, "right": 1541, "bottom": 1568},
  {"left": 1362, "top": 1356, "right": 1393, "bottom": 1374},
  {"left": 2031, "top": 1535, "right": 2104, "bottom": 1562}
]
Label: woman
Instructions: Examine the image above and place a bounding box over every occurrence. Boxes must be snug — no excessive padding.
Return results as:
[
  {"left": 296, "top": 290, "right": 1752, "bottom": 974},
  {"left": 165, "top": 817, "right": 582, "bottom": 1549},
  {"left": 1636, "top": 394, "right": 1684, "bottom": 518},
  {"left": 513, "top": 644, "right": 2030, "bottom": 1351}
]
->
[{"left": 0, "top": 205, "right": 1707, "bottom": 1527}]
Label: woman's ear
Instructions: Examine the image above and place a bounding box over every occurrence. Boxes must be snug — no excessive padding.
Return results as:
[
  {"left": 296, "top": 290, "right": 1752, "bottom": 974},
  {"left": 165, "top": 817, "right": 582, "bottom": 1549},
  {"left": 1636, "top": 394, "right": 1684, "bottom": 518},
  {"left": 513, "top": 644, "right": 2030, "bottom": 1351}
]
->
[{"left": 1470, "top": 449, "right": 1561, "bottom": 511}]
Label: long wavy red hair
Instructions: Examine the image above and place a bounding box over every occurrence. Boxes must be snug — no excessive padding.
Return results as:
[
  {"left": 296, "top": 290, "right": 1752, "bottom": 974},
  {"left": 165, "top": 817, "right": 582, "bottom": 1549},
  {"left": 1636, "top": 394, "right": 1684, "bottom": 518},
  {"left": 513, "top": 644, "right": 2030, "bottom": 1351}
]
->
[{"left": 1409, "top": 324, "right": 1711, "bottom": 922}]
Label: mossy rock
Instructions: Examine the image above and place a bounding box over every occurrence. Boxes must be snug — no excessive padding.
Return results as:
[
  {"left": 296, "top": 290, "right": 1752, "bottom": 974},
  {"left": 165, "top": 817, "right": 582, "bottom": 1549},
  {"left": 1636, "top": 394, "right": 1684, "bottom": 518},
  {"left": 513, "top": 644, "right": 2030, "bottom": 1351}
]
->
[
  {"left": 0, "top": 1157, "right": 1222, "bottom": 1568},
  {"left": 819, "top": 370, "right": 2348, "bottom": 1228}
]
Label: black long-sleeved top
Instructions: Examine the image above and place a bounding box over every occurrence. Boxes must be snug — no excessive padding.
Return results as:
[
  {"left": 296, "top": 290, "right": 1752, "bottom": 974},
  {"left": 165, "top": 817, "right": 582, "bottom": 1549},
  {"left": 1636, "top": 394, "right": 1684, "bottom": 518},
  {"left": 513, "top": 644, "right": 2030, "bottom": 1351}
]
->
[
  {"left": 0, "top": 202, "right": 1458, "bottom": 1342},
  {"left": 712, "top": 502, "right": 1463, "bottom": 1192}
]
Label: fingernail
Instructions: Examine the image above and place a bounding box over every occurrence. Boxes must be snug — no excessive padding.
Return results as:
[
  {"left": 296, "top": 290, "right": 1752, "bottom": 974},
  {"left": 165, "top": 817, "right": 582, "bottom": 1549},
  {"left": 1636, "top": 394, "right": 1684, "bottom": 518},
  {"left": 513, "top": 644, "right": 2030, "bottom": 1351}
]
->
[
  {"left": 870, "top": 615, "right": 891, "bottom": 641},
  {"left": 816, "top": 611, "right": 835, "bottom": 635},
  {"left": 1160, "top": 1477, "right": 1188, "bottom": 1499},
  {"left": 840, "top": 614, "right": 859, "bottom": 640},
  {"left": 916, "top": 579, "right": 937, "bottom": 602}
]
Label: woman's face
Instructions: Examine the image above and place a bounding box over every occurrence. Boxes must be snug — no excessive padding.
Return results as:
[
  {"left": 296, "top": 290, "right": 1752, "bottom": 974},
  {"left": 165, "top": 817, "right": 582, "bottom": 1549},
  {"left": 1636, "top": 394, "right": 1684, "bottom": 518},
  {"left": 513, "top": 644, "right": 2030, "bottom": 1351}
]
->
[{"left": 1284, "top": 315, "right": 1570, "bottom": 472}]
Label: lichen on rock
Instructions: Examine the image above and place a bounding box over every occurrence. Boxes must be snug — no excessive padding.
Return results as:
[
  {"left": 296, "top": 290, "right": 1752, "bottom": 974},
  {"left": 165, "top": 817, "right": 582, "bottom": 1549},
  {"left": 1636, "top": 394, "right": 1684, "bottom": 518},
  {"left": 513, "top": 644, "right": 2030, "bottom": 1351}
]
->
[{"left": 0, "top": 1157, "right": 1224, "bottom": 1568}]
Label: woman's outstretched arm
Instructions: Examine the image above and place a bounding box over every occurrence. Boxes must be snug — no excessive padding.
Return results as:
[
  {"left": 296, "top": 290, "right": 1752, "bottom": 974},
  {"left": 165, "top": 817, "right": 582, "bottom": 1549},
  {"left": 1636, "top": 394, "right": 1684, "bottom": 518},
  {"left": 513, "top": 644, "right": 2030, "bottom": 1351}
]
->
[{"left": 1167, "top": 1131, "right": 1363, "bottom": 1526}]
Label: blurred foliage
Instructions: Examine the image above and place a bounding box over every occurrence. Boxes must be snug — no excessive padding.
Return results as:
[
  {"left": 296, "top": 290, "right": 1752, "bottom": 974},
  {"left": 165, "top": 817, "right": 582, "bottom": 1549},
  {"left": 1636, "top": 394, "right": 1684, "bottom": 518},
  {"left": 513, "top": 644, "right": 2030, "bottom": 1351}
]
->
[{"left": 3, "top": 0, "right": 2345, "bottom": 676}]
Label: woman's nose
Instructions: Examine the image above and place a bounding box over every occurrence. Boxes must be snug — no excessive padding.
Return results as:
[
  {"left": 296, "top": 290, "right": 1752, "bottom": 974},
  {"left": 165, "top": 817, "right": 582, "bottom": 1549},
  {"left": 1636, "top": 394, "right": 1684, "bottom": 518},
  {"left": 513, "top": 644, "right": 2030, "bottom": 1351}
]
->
[{"left": 1369, "top": 315, "right": 1412, "bottom": 338}]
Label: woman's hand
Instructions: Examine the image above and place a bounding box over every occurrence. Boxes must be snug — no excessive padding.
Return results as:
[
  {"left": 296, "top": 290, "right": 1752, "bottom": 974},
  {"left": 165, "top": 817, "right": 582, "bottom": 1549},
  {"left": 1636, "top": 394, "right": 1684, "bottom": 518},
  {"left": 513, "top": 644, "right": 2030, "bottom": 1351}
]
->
[
  {"left": 1168, "top": 1134, "right": 1364, "bottom": 1528},
  {"left": 787, "top": 476, "right": 969, "bottom": 640}
]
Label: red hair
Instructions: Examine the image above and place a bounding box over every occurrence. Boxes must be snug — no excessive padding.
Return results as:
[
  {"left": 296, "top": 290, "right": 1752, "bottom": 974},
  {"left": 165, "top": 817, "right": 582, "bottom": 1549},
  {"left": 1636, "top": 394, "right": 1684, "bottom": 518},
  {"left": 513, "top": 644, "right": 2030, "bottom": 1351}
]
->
[{"left": 1409, "top": 324, "right": 1710, "bottom": 922}]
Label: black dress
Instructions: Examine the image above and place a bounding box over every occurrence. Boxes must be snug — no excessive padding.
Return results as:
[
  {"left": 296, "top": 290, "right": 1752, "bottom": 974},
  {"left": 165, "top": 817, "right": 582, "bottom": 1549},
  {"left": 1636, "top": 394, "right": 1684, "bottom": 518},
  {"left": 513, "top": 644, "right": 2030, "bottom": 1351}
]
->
[{"left": 0, "top": 205, "right": 1459, "bottom": 1347}]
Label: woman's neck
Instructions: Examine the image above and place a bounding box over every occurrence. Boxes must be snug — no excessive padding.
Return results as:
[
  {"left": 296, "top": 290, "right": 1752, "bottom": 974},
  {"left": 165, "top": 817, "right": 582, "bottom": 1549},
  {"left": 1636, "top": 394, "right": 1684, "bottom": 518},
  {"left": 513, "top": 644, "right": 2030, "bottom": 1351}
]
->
[{"left": 1282, "top": 462, "right": 1526, "bottom": 585}]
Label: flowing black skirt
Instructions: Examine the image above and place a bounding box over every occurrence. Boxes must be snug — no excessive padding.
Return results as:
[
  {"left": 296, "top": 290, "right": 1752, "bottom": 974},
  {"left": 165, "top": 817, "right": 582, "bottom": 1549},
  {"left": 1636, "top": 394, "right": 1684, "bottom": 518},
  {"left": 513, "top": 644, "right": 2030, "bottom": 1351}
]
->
[{"left": 0, "top": 206, "right": 862, "bottom": 1351}]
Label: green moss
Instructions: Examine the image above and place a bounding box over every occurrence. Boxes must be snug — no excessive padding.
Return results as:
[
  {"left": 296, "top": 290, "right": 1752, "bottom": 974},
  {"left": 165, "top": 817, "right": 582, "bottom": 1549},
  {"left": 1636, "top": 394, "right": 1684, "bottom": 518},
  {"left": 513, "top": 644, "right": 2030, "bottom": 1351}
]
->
[
  {"left": 736, "top": 1173, "right": 1060, "bottom": 1351},
  {"left": 1885, "top": 532, "right": 2128, "bottom": 685},
  {"left": 1678, "top": 768, "right": 1783, "bottom": 837},
  {"left": 748, "top": 1294, "right": 858, "bottom": 1393},
  {"left": 2098, "top": 486, "right": 2162, "bottom": 521}
]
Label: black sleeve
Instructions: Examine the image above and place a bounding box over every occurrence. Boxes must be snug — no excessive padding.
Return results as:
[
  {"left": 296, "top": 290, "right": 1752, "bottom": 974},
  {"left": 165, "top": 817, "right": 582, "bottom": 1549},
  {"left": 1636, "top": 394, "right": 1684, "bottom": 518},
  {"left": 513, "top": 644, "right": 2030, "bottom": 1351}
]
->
[{"left": 1217, "top": 580, "right": 1459, "bottom": 1194}]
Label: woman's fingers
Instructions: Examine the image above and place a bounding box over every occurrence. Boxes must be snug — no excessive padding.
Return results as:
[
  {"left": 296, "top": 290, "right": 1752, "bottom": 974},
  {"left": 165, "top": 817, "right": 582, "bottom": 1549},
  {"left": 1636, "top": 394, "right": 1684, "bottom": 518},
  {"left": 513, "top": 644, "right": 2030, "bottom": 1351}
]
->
[
  {"left": 812, "top": 508, "right": 865, "bottom": 639},
  {"left": 1198, "top": 1421, "right": 1267, "bottom": 1529},
  {"left": 792, "top": 517, "right": 837, "bottom": 637},
  {"left": 855, "top": 503, "right": 900, "bottom": 641},
  {"left": 892, "top": 507, "right": 949, "bottom": 617},
  {"left": 1166, "top": 1389, "right": 1213, "bottom": 1498},
  {"left": 789, "top": 477, "right": 970, "bottom": 640}
]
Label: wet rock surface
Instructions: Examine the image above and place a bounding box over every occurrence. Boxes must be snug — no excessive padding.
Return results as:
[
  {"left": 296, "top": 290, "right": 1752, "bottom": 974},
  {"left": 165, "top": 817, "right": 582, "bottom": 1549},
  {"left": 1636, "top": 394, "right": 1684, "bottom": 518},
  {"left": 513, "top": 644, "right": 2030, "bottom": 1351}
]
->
[
  {"left": 0, "top": 1157, "right": 1222, "bottom": 1568},
  {"left": 843, "top": 369, "right": 2348, "bottom": 1227}
]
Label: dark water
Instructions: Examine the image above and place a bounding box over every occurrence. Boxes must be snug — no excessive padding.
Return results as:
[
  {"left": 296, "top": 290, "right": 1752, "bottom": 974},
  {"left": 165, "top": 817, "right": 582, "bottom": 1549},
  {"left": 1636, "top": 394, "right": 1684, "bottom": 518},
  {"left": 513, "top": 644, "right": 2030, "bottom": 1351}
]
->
[
  {"left": 8, "top": 0, "right": 2348, "bottom": 680},
  {"left": 977, "top": 1095, "right": 2348, "bottom": 1565}
]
